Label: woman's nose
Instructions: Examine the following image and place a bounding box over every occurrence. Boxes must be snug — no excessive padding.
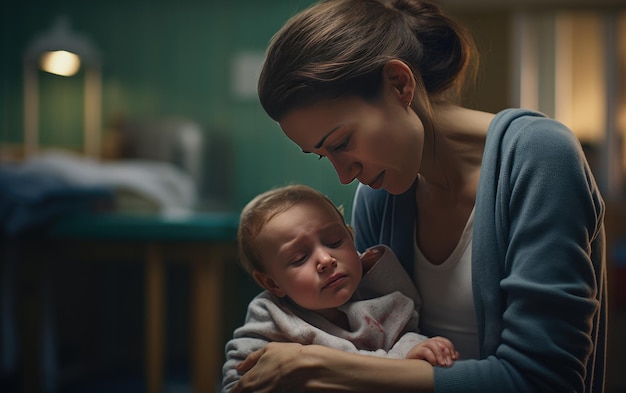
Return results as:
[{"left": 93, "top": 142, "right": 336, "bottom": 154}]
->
[
  {"left": 317, "top": 253, "right": 337, "bottom": 273},
  {"left": 328, "top": 156, "right": 361, "bottom": 185}
]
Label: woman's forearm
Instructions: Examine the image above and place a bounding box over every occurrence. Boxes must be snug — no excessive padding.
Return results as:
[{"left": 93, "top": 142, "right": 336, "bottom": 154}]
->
[
  {"left": 300, "top": 345, "right": 435, "bottom": 393},
  {"left": 233, "top": 342, "right": 435, "bottom": 392}
]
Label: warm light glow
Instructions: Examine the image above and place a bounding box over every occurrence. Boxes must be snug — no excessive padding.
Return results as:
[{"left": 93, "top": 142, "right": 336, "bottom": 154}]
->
[
  {"left": 39, "top": 50, "right": 81, "bottom": 76},
  {"left": 555, "top": 13, "right": 606, "bottom": 143}
]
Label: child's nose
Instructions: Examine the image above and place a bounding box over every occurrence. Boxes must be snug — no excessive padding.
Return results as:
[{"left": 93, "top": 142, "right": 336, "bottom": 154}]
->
[{"left": 317, "top": 254, "right": 337, "bottom": 272}]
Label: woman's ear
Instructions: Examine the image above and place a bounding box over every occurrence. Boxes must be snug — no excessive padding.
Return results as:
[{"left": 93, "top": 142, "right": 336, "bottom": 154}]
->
[
  {"left": 382, "top": 59, "right": 415, "bottom": 108},
  {"left": 253, "top": 271, "right": 287, "bottom": 298}
]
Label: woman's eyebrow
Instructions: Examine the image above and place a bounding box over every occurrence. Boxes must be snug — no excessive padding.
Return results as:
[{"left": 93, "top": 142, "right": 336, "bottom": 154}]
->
[
  {"left": 302, "top": 125, "right": 343, "bottom": 154},
  {"left": 314, "top": 125, "right": 343, "bottom": 149}
]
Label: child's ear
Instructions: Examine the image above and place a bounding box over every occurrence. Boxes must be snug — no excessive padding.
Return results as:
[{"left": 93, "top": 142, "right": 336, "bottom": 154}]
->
[
  {"left": 346, "top": 224, "right": 355, "bottom": 240},
  {"left": 253, "top": 271, "right": 286, "bottom": 298}
]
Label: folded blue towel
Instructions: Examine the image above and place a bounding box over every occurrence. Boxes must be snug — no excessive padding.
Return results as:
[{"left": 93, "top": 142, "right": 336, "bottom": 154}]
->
[{"left": 0, "top": 164, "right": 114, "bottom": 235}]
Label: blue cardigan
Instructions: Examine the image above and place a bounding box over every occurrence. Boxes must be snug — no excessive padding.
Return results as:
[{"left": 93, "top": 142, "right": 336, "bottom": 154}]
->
[{"left": 351, "top": 109, "right": 606, "bottom": 393}]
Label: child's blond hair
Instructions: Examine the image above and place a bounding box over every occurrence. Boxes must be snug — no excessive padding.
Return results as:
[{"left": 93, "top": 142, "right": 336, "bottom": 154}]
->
[{"left": 238, "top": 184, "right": 349, "bottom": 276}]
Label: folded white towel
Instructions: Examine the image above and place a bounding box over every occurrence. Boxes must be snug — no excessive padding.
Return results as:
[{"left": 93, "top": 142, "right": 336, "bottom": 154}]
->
[{"left": 22, "top": 150, "right": 198, "bottom": 215}]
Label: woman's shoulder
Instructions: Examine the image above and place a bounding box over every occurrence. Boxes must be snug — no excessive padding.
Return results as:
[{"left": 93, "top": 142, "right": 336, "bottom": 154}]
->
[{"left": 489, "top": 108, "right": 581, "bottom": 155}]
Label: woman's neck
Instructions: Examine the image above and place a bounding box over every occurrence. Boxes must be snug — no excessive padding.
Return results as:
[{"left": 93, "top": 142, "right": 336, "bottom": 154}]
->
[{"left": 418, "top": 104, "right": 492, "bottom": 200}]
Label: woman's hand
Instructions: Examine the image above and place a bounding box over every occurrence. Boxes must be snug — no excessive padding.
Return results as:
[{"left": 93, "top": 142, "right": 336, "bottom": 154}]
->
[
  {"left": 406, "top": 336, "right": 459, "bottom": 366},
  {"left": 233, "top": 342, "right": 309, "bottom": 393},
  {"left": 233, "top": 342, "right": 436, "bottom": 393},
  {"left": 360, "top": 245, "right": 386, "bottom": 273}
]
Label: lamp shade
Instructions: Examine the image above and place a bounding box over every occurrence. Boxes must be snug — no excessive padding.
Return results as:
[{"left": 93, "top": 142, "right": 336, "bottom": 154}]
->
[{"left": 24, "top": 16, "right": 100, "bottom": 68}]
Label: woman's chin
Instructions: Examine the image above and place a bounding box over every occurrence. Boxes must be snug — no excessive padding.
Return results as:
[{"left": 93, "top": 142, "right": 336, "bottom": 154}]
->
[{"left": 383, "top": 180, "right": 414, "bottom": 195}]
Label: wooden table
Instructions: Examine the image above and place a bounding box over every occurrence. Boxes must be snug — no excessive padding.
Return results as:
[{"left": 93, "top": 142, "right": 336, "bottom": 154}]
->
[{"left": 49, "top": 211, "right": 239, "bottom": 393}]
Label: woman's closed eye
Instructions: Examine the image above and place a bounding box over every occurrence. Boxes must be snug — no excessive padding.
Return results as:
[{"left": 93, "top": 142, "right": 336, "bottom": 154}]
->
[
  {"left": 317, "top": 136, "right": 351, "bottom": 160},
  {"left": 329, "top": 136, "right": 350, "bottom": 153}
]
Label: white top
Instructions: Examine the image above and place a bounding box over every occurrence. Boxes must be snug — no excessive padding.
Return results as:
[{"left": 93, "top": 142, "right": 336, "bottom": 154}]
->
[{"left": 414, "top": 208, "right": 479, "bottom": 360}]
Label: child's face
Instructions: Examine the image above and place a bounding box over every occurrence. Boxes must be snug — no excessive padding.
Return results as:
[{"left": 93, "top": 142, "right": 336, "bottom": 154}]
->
[{"left": 253, "top": 199, "right": 363, "bottom": 312}]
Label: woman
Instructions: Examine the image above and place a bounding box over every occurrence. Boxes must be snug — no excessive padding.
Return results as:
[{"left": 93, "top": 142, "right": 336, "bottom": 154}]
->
[{"left": 234, "top": 0, "right": 607, "bottom": 392}]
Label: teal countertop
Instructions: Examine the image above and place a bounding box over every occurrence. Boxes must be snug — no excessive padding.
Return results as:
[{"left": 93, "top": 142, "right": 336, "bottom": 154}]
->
[{"left": 49, "top": 211, "right": 239, "bottom": 242}]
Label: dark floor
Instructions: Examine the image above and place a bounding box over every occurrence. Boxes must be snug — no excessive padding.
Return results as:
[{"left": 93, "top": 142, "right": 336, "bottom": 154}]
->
[
  {"left": 1, "top": 373, "right": 195, "bottom": 393},
  {"left": 61, "top": 371, "right": 193, "bottom": 393},
  {"left": 2, "top": 240, "right": 625, "bottom": 393},
  {"left": 0, "top": 239, "right": 259, "bottom": 393}
]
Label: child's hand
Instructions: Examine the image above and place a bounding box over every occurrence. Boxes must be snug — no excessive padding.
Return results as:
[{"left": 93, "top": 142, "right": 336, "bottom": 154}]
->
[
  {"left": 405, "top": 336, "right": 459, "bottom": 366},
  {"left": 359, "top": 245, "right": 386, "bottom": 273}
]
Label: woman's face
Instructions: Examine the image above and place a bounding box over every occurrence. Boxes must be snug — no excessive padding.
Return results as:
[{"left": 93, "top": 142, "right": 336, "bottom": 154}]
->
[{"left": 279, "top": 94, "right": 425, "bottom": 195}]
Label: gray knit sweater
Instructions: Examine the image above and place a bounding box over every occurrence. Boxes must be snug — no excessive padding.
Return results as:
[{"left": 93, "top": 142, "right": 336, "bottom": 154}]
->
[{"left": 352, "top": 109, "right": 606, "bottom": 392}]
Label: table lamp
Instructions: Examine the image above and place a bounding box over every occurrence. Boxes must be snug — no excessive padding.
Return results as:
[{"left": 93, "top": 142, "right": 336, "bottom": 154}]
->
[{"left": 23, "top": 16, "right": 102, "bottom": 158}]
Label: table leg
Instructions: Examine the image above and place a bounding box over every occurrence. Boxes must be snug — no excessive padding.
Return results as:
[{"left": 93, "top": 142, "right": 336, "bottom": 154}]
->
[
  {"left": 146, "top": 243, "right": 165, "bottom": 393},
  {"left": 191, "top": 244, "right": 226, "bottom": 393}
]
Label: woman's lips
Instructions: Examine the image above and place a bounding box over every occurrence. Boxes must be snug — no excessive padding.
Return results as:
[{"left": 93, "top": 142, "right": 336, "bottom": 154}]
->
[{"left": 367, "top": 172, "right": 384, "bottom": 189}]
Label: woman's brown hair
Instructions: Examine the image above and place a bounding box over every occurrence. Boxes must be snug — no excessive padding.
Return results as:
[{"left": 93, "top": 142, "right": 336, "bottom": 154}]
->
[{"left": 258, "top": 0, "right": 477, "bottom": 133}]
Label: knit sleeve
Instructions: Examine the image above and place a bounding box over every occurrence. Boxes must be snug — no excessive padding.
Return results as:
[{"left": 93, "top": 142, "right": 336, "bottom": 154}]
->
[{"left": 435, "top": 113, "right": 605, "bottom": 392}]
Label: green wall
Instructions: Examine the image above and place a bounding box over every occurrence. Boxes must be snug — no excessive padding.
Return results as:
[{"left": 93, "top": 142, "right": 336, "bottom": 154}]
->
[{"left": 0, "top": 0, "right": 358, "bottom": 216}]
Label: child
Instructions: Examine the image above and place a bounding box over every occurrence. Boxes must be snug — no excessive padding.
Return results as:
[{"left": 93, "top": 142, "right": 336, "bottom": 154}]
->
[{"left": 222, "top": 184, "right": 458, "bottom": 392}]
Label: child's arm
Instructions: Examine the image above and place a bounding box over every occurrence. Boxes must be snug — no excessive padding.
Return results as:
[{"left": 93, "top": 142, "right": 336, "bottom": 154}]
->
[
  {"left": 222, "top": 335, "right": 268, "bottom": 393},
  {"left": 222, "top": 294, "right": 278, "bottom": 393},
  {"left": 222, "top": 292, "right": 299, "bottom": 392}
]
